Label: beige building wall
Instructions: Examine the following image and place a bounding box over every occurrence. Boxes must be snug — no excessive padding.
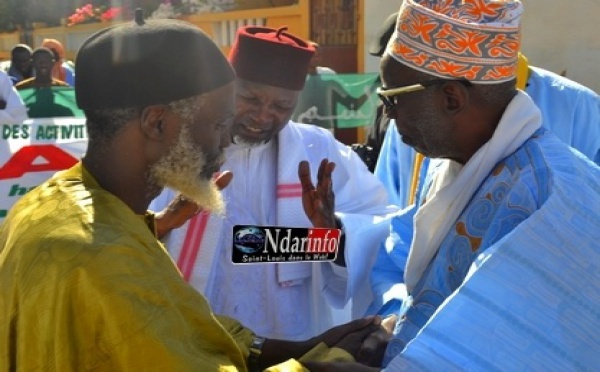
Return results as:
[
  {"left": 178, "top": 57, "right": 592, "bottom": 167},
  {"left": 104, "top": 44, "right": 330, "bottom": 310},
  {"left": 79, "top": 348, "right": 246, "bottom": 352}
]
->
[
  {"left": 363, "top": 1, "right": 401, "bottom": 74},
  {"left": 521, "top": 0, "right": 600, "bottom": 93},
  {"left": 362, "top": 0, "right": 600, "bottom": 93}
]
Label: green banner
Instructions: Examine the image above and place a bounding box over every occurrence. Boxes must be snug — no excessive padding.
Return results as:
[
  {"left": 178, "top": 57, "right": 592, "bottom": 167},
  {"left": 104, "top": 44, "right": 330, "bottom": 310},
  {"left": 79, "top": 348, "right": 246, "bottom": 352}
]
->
[
  {"left": 292, "top": 73, "right": 380, "bottom": 129},
  {"left": 18, "top": 86, "right": 84, "bottom": 119}
]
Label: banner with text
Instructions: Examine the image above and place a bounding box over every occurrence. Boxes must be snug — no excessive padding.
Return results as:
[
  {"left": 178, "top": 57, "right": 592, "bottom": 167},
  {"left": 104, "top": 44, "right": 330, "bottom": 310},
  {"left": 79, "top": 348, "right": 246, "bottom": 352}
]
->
[
  {"left": 291, "top": 73, "right": 380, "bottom": 129},
  {"left": 18, "top": 86, "right": 85, "bottom": 119},
  {"left": 0, "top": 117, "right": 88, "bottom": 220}
]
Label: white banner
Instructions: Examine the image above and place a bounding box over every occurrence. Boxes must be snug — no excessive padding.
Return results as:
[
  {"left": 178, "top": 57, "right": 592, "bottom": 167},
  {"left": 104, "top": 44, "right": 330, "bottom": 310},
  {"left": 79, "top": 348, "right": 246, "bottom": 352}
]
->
[{"left": 0, "top": 117, "right": 88, "bottom": 221}]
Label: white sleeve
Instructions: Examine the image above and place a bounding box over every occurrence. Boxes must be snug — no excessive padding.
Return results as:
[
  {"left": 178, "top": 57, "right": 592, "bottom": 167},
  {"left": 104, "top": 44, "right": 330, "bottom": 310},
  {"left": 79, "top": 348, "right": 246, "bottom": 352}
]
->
[
  {"left": 0, "top": 71, "right": 28, "bottom": 124},
  {"left": 318, "top": 134, "right": 400, "bottom": 317}
]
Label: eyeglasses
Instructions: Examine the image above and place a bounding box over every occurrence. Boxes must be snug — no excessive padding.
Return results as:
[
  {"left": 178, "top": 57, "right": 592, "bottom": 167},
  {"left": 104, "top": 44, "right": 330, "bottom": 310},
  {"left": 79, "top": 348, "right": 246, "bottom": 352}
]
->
[{"left": 376, "top": 79, "right": 472, "bottom": 109}]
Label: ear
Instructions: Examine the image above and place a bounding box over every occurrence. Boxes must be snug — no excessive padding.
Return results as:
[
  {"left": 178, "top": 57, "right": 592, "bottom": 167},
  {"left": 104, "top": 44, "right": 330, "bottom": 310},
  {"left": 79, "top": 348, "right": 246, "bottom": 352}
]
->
[
  {"left": 139, "top": 105, "right": 168, "bottom": 141},
  {"left": 440, "top": 81, "right": 469, "bottom": 115}
]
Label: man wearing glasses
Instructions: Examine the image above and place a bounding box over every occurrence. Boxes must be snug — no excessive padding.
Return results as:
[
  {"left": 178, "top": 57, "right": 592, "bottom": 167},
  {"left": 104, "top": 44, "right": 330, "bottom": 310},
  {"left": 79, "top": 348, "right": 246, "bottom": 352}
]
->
[{"left": 363, "top": 0, "right": 600, "bottom": 370}]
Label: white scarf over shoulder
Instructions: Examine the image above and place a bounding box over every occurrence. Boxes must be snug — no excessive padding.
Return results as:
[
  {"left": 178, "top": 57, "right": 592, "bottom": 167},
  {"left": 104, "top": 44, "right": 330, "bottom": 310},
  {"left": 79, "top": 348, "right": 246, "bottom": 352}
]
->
[{"left": 405, "top": 91, "right": 542, "bottom": 292}]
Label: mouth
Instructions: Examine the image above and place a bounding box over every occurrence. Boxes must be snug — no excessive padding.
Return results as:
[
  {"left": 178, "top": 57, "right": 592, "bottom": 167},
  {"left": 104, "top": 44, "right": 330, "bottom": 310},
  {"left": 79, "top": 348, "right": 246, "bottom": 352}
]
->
[
  {"left": 241, "top": 123, "right": 266, "bottom": 134},
  {"left": 233, "top": 121, "right": 271, "bottom": 142}
]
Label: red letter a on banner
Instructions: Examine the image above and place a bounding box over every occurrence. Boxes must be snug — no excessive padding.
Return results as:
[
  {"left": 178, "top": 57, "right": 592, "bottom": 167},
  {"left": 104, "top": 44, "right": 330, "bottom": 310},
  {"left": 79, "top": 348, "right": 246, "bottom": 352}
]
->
[{"left": 0, "top": 145, "right": 78, "bottom": 181}]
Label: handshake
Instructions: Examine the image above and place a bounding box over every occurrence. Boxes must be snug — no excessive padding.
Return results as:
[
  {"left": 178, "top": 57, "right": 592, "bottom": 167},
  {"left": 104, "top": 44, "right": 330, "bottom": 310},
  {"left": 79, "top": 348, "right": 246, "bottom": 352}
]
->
[
  {"left": 258, "top": 314, "right": 397, "bottom": 372},
  {"left": 305, "top": 314, "right": 396, "bottom": 371}
]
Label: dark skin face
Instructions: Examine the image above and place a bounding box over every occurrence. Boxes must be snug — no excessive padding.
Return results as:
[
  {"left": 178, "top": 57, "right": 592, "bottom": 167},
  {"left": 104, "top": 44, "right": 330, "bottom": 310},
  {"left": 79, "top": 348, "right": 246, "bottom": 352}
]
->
[
  {"left": 380, "top": 54, "right": 499, "bottom": 164},
  {"left": 31, "top": 51, "right": 55, "bottom": 83},
  {"left": 11, "top": 49, "right": 32, "bottom": 77},
  {"left": 83, "top": 82, "right": 236, "bottom": 215},
  {"left": 143, "top": 83, "right": 236, "bottom": 199},
  {"left": 231, "top": 78, "right": 299, "bottom": 145},
  {"left": 156, "top": 81, "right": 341, "bottom": 243}
]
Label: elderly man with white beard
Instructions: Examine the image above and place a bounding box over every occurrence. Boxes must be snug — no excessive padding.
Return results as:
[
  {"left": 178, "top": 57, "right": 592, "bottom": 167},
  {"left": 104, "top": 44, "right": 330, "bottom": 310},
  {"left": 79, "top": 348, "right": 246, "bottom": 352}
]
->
[{"left": 0, "top": 14, "right": 394, "bottom": 371}]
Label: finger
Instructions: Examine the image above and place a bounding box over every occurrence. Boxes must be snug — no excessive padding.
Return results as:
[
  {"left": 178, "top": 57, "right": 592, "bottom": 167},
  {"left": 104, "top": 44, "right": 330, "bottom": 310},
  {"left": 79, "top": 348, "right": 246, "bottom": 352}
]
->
[
  {"left": 358, "top": 331, "right": 386, "bottom": 357},
  {"left": 335, "top": 323, "right": 382, "bottom": 357},
  {"left": 317, "top": 158, "right": 328, "bottom": 183},
  {"left": 351, "top": 321, "right": 382, "bottom": 341},
  {"left": 321, "top": 316, "right": 375, "bottom": 346},
  {"left": 298, "top": 160, "right": 315, "bottom": 192},
  {"left": 381, "top": 314, "right": 397, "bottom": 333},
  {"left": 337, "top": 317, "right": 376, "bottom": 336},
  {"left": 356, "top": 332, "right": 389, "bottom": 367},
  {"left": 214, "top": 170, "right": 233, "bottom": 190},
  {"left": 171, "top": 194, "right": 200, "bottom": 213},
  {"left": 318, "top": 161, "right": 335, "bottom": 194}
]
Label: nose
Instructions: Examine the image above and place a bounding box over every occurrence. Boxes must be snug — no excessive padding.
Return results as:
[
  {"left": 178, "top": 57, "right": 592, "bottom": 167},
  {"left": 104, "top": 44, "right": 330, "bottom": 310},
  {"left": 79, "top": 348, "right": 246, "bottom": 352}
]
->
[{"left": 249, "top": 104, "right": 271, "bottom": 125}]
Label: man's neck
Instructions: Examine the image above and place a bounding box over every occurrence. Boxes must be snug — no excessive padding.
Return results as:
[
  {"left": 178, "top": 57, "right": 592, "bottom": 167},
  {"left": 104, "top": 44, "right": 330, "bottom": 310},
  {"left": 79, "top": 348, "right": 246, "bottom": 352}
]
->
[{"left": 83, "top": 146, "right": 153, "bottom": 215}]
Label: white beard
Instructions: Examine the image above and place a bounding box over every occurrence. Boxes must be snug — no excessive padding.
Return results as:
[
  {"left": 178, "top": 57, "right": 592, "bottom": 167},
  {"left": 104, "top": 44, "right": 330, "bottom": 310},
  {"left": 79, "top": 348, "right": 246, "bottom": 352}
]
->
[{"left": 151, "top": 125, "right": 225, "bottom": 215}]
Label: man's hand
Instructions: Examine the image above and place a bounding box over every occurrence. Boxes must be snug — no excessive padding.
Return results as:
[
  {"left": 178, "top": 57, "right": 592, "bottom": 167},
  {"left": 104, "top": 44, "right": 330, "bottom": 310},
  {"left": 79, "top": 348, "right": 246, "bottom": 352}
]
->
[
  {"left": 298, "top": 159, "right": 337, "bottom": 228},
  {"left": 258, "top": 317, "right": 385, "bottom": 370},
  {"left": 311, "top": 316, "right": 381, "bottom": 354},
  {"left": 302, "top": 361, "right": 380, "bottom": 372},
  {"left": 154, "top": 171, "right": 233, "bottom": 238},
  {"left": 355, "top": 314, "right": 397, "bottom": 367}
]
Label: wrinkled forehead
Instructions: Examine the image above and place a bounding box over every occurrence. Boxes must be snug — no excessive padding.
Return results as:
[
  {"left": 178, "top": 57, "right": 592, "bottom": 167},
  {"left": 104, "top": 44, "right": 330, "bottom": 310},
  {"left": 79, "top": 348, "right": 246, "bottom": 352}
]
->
[{"left": 236, "top": 78, "right": 300, "bottom": 99}]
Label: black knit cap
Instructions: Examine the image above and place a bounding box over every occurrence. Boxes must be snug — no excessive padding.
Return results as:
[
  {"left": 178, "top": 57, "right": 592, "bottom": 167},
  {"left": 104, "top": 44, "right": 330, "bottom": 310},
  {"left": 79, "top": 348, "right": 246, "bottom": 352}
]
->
[
  {"left": 75, "top": 10, "right": 235, "bottom": 110},
  {"left": 369, "top": 12, "right": 398, "bottom": 57}
]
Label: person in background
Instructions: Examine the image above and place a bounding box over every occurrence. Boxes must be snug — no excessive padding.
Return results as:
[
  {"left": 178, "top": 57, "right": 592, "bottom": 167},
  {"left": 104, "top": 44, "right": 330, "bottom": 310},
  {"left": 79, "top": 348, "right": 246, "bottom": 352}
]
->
[
  {"left": 0, "top": 15, "right": 392, "bottom": 371},
  {"left": 152, "top": 25, "right": 397, "bottom": 342},
  {"left": 522, "top": 54, "right": 600, "bottom": 164},
  {"left": 361, "top": 12, "right": 397, "bottom": 167},
  {"left": 15, "top": 47, "right": 70, "bottom": 90},
  {"left": 0, "top": 69, "right": 28, "bottom": 123},
  {"left": 41, "top": 38, "right": 76, "bottom": 86},
  {"left": 5, "top": 44, "right": 34, "bottom": 85},
  {"left": 363, "top": 0, "right": 600, "bottom": 369}
]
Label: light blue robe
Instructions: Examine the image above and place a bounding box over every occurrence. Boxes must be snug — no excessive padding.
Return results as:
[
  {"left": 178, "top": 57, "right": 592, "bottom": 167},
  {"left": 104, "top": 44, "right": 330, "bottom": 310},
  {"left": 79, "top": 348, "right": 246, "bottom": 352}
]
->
[
  {"left": 372, "top": 128, "right": 600, "bottom": 368},
  {"left": 375, "top": 67, "right": 600, "bottom": 209},
  {"left": 526, "top": 66, "right": 600, "bottom": 164}
]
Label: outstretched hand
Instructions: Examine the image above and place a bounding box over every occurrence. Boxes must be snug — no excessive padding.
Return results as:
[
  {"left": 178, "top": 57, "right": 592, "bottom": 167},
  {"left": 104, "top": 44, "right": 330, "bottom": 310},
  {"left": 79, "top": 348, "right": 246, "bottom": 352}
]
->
[
  {"left": 298, "top": 159, "right": 337, "bottom": 228},
  {"left": 154, "top": 171, "right": 233, "bottom": 238}
]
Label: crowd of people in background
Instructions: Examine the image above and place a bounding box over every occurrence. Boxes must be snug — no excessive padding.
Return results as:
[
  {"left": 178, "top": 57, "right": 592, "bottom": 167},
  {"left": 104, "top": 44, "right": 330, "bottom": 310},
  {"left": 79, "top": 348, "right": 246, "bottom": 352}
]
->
[
  {"left": 0, "top": 38, "right": 77, "bottom": 122},
  {"left": 2, "top": 38, "right": 74, "bottom": 87},
  {"left": 1, "top": 0, "right": 600, "bottom": 371}
]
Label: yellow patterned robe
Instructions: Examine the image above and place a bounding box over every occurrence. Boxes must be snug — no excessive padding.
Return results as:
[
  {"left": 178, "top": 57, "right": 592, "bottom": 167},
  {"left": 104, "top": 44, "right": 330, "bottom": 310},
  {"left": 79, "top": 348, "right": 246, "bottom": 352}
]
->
[{"left": 0, "top": 163, "right": 350, "bottom": 371}]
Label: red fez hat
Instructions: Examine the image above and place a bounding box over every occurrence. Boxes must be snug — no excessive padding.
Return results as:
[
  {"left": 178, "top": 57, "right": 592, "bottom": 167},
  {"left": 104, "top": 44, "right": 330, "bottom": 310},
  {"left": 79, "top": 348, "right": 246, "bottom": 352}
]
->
[{"left": 229, "top": 26, "right": 315, "bottom": 91}]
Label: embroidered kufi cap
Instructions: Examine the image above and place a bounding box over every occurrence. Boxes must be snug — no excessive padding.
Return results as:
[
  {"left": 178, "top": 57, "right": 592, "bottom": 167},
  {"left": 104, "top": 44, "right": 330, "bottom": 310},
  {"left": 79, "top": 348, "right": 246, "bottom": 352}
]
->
[
  {"left": 75, "top": 11, "right": 234, "bottom": 110},
  {"left": 387, "top": 0, "right": 523, "bottom": 83},
  {"left": 229, "top": 26, "right": 315, "bottom": 91}
]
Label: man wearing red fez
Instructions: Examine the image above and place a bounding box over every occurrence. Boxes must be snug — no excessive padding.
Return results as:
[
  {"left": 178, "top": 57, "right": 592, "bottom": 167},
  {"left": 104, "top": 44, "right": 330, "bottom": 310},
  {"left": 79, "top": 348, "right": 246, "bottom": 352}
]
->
[{"left": 152, "top": 26, "right": 397, "bottom": 342}]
